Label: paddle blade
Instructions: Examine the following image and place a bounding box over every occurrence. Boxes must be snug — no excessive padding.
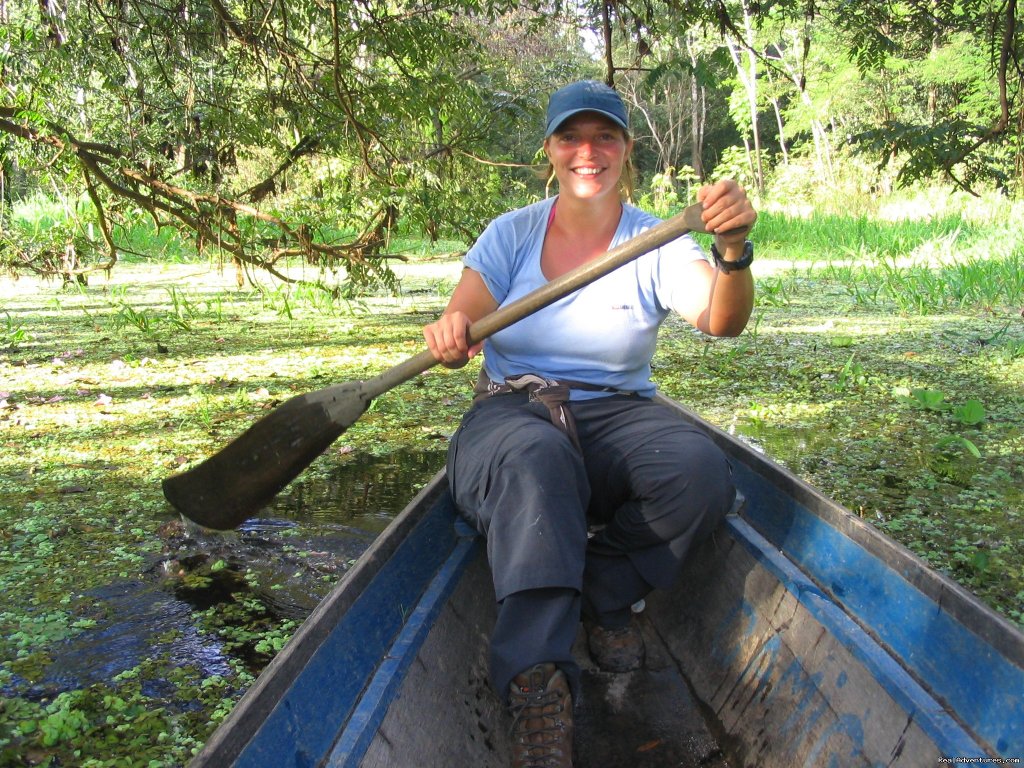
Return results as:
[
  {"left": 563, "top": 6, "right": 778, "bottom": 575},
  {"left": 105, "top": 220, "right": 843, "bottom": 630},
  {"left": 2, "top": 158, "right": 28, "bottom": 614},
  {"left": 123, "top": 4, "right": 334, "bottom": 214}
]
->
[{"left": 162, "top": 382, "right": 371, "bottom": 530}]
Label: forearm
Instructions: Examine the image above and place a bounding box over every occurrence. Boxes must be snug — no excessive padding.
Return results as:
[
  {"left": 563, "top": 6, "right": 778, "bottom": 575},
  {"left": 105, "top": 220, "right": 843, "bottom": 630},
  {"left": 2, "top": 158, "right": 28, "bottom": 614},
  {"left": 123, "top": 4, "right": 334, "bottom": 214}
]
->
[
  {"left": 691, "top": 179, "right": 756, "bottom": 336},
  {"left": 703, "top": 263, "right": 754, "bottom": 337},
  {"left": 695, "top": 235, "right": 755, "bottom": 336},
  {"left": 443, "top": 268, "right": 499, "bottom": 322}
]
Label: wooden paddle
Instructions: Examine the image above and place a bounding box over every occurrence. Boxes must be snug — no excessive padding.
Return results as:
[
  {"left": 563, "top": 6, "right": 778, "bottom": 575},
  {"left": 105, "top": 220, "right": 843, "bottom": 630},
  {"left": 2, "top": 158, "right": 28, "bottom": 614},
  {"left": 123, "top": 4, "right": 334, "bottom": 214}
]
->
[{"left": 163, "top": 202, "right": 727, "bottom": 529}]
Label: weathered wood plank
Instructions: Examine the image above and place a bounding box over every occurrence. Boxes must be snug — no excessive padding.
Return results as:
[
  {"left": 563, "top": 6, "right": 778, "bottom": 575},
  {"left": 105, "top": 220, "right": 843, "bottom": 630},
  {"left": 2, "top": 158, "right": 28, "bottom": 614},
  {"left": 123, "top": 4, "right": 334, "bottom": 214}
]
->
[
  {"left": 573, "top": 614, "right": 727, "bottom": 768},
  {"left": 650, "top": 516, "right": 969, "bottom": 767},
  {"left": 361, "top": 551, "right": 509, "bottom": 767}
]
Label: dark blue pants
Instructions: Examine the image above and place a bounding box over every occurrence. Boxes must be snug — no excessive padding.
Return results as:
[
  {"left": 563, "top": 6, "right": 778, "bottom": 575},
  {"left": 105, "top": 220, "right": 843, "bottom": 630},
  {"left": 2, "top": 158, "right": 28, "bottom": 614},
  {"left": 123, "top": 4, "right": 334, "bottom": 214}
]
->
[{"left": 446, "top": 394, "right": 735, "bottom": 701}]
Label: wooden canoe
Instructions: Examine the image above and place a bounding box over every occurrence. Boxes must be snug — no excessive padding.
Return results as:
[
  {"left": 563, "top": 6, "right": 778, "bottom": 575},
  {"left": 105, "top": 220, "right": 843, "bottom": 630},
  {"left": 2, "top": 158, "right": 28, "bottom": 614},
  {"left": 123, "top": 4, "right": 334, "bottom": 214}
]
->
[{"left": 190, "top": 396, "right": 1024, "bottom": 767}]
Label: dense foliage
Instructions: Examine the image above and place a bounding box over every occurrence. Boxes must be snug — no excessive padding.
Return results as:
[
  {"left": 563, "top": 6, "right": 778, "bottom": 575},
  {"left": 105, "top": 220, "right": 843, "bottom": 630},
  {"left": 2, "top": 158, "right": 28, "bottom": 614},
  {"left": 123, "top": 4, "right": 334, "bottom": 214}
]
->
[
  {"left": 1, "top": 0, "right": 586, "bottom": 286},
  {"left": 2, "top": 0, "right": 1021, "bottom": 286}
]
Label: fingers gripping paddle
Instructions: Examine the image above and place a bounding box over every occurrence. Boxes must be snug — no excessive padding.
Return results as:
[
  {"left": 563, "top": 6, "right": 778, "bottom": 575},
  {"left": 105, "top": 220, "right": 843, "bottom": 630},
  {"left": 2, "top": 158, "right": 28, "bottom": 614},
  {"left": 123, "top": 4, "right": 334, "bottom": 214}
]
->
[{"left": 163, "top": 203, "right": 722, "bottom": 529}]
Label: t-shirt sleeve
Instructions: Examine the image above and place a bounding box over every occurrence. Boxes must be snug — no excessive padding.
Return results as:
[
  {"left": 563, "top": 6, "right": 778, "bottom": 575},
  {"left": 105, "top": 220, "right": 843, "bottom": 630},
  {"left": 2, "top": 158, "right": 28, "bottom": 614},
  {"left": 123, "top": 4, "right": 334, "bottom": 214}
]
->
[
  {"left": 463, "top": 220, "right": 512, "bottom": 304},
  {"left": 648, "top": 233, "right": 709, "bottom": 315}
]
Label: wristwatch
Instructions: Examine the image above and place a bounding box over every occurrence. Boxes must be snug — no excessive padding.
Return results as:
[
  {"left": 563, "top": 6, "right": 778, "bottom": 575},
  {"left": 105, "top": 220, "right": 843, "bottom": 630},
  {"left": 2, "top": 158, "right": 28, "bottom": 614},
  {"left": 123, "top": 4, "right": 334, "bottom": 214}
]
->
[{"left": 711, "top": 240, "right": 754, "bottom": 273}]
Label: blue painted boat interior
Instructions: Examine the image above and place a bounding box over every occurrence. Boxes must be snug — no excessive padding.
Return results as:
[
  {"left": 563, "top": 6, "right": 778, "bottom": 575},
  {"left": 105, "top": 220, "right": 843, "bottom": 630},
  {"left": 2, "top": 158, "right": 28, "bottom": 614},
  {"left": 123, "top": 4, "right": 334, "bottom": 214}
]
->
[
  {"left": 731, "top": 460, "right": 1024, "bottom": 759},
  {"left": 233, "top": 494, "right": 464, "bottom": 768},
  {"left": 725, "top": 514, "right": 985, "bottom": 760},
  {"left": 324, "top": 514, "right": 480, "bottom": 767}
]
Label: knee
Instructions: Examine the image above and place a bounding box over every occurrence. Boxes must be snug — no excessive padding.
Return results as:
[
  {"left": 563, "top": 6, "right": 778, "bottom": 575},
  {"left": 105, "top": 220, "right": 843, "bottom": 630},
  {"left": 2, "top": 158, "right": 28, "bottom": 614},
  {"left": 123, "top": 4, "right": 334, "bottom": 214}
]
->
[
  {"left": 691, "top": 471, "right": 734, "bottom": 547},
  {"left": 654, "top": 428, "right": 731, "bottom": 488},
  {"left": 685, "top": 443, "right": 734, "bottom": 512},
  {"left": 642, "top": 444, "right": 734, "bottom": 538},
  {"left": 495, "top": 431, "right": 579, "bottom": 476},
  {"left": 677, "top": 444, "right": 734, "bottom": 520}
]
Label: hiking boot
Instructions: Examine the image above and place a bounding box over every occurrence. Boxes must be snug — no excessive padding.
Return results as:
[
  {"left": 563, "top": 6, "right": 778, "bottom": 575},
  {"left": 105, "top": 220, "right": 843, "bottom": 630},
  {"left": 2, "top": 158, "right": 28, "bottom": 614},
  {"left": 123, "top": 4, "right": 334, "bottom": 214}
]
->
[
  {"left": 585, "top": 619, "right": 645, "bottom": 672},
  {"left": 509, "top": 663, "right": 573, "bottom": 768}
]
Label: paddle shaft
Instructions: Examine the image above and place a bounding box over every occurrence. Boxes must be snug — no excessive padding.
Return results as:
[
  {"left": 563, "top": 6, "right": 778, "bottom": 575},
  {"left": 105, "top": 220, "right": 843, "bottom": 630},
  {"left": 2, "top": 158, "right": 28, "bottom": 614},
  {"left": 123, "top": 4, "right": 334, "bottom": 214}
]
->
[
  {"left": 355, "top": 202, "right": 709, "bottom": 402},
  {"left": 163, "top": 202, "right": 730, "bottom": 528}
]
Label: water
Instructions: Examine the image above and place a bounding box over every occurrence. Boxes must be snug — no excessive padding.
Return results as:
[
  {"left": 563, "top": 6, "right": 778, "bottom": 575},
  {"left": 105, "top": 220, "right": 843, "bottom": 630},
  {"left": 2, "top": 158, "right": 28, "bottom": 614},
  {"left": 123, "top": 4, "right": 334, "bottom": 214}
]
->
[
  {"left": 268, "top": 448, "right": 448, "bottom": 531},
  {"left": 724, "top": 417, "right": 833, "bottom": 468},
  {"left": 14, "top": 449, "right": 447, "bottom": 705},
  {"left": 26, "top": 580, "right": 234, "bottom": 702}
]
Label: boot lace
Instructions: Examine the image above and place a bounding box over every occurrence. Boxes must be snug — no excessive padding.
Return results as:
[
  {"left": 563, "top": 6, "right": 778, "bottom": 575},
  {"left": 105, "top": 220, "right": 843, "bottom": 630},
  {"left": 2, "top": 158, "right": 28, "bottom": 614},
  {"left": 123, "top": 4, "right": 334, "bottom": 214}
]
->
[{"left": 509, "top": 687, "right": 570, "bottom": 768}]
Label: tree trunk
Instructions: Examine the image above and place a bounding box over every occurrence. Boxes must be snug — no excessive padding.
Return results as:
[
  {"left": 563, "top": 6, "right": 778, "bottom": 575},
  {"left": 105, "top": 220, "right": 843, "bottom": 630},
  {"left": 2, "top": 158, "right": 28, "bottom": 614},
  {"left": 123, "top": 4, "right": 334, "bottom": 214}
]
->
[
  {"left": 725, "top": 4, "right": 764, "bottom": 191},
  {"left": 778, "top": 30, "right": 834, "bottom": 183},
  {"left": 688, "top": 35, "right": 706, "bottom": 179},
  {"left": 1017, "top": 101, "right": 1024, "bottom": 190},
  {"left": 771, "top": 97, "right": 788, "bottom": 164},
  {"left": 741, "top": 6, "right": 764, "bottom": 190},
  {"left": 928, "top": 0, "right": 941, "bottom": 119},
  {"left": 0, "top": 143, "right": 8, "bottom": 206},
  {"left": 602, "top": 0, "right": 615, "bottom": 86},
  {"left": 765, "top": 68, "right": 789, "bottom": 164}
]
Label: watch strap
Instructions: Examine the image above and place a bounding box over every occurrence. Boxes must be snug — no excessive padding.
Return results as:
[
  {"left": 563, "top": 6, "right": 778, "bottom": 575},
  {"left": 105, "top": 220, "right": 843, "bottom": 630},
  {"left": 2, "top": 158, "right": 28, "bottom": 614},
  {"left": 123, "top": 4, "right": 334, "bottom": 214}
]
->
[{"left": 711, "top": 240, "right": 753, "bottom": 273}]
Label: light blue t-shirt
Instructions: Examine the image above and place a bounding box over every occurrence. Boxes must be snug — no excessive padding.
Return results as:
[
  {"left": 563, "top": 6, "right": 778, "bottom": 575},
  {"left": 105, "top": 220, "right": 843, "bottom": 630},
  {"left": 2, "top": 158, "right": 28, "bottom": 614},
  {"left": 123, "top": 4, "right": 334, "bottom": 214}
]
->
[{"left": 465, "top": 197, "right": 707, "bottom": 400}]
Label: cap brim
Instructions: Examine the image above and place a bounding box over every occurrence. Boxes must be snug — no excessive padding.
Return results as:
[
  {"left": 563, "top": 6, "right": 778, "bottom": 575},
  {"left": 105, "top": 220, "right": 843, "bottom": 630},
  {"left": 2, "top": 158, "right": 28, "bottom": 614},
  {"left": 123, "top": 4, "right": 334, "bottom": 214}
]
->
[{"left": 545, "top": 108, "right": 629, "bottom": 138}]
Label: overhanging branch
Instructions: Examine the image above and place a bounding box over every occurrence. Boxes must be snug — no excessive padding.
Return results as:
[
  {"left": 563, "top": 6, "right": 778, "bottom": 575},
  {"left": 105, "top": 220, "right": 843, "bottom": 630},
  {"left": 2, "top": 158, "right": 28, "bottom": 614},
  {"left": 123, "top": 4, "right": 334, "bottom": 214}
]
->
[{"left": 0, "top": 110, "right": 398, "bottom": 286}]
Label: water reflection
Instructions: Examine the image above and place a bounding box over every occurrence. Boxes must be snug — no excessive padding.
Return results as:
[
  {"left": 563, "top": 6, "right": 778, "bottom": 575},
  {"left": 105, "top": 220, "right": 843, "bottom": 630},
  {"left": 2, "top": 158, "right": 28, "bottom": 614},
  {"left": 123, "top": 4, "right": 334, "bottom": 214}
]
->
[
  {"left": 268, "top": 448, "right": 448, "bottom": 532},
  {"left": 26, "top": 581, "right": 232, "bottom": 701},
  {"left": 727, "top": 418, "right": 833, "bottom": 468},
  {"left": 13, "top": 449, "right": 447, "bottom": 706}
]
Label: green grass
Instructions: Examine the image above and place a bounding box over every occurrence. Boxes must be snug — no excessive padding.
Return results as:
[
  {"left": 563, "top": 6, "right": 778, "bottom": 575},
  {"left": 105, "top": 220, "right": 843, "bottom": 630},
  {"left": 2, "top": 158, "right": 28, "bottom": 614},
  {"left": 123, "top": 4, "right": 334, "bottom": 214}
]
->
[
  {"left": 6, "top": 192, "right": 200, "bottom": 267},
  {"left": 817, "top": 254, "right": 1024, "bottom": 314},
  {"left": 752, "top": 210, "right": 977, "bottom": 260},
  {"left": 751, "top": 203, "right": 1022, "bottom": 264},
  {"left": 5, "top": 192, "right": 471, "bottom": 275}
]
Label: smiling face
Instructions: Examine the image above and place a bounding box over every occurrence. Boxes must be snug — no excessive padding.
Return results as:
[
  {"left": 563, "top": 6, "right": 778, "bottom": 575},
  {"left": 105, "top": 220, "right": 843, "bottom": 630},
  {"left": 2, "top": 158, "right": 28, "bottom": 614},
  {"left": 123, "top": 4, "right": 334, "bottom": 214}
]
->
[{"left": 543, "top": 112, "right": 634, "bottom": 204}]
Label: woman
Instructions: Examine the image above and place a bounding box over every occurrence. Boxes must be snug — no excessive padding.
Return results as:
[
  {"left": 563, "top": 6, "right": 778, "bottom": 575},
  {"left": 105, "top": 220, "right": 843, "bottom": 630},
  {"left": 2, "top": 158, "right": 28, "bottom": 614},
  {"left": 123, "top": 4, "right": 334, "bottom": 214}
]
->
[{"left": 423, "top": 80, "right": 757, "bottom": 768}]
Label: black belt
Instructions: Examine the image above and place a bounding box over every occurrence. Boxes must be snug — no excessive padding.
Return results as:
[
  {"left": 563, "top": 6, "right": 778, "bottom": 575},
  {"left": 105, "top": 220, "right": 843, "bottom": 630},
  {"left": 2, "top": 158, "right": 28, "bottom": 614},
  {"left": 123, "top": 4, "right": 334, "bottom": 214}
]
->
[{"left": 473, "top": 370, "right": 634, "bottom": 452}]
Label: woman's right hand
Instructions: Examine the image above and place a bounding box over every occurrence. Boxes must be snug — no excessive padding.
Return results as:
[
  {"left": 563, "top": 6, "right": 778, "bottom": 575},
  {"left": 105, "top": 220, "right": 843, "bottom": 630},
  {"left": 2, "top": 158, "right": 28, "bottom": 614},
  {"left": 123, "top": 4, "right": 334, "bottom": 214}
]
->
[
  {"left": 424, "top": 310, "right": 482, "bottom": 369},
  {"left": 423, "top": 267, "right": 496, "bottom": 369}
]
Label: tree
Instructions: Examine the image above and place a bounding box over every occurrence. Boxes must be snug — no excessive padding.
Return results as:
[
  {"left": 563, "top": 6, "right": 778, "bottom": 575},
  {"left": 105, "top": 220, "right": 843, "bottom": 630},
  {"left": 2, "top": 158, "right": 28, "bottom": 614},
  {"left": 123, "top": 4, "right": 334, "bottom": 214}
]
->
[
  {"left": 764, "top": 26, "right": 835, "bottom": 184},
  {"left": 824, "top": 0, "right": 1022, "bottom": 193},
  {"left": 723, "top": 0, "right": 765, "bottom": 191},
  {"left": 664, "top": 0, "right": 1023, "bottom": 194},
  {"left": 577, "top": 0, "right": 746, "bottom": 187},
  {"left": 0, "top": 0, "right": 567, "bottom": 287},
  {"left": 3, "top": 0, "right": 1020, "bottom": 294}
]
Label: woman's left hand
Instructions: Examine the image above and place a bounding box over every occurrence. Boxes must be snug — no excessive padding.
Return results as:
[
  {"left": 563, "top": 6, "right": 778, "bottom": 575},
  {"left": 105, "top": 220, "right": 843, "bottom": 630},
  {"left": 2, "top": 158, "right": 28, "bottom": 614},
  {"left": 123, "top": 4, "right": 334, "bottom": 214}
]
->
[{"left": 696, "top": 179, "right": 757, "bottom": 249}]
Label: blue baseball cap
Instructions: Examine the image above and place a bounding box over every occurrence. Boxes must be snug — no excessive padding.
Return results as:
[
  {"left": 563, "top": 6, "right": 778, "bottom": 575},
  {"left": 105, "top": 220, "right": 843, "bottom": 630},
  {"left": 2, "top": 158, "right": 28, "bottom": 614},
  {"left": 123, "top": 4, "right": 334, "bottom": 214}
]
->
[{"left": 545, "top": 80, "right": 629, "bottom": 138}]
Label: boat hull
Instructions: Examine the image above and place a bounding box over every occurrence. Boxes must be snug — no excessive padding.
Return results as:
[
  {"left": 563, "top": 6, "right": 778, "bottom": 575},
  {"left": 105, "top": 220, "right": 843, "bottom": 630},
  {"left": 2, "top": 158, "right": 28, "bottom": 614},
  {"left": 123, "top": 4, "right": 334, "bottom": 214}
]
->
[{"left": 190, "top": 398, "right": 1024, "bottom": 767}]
